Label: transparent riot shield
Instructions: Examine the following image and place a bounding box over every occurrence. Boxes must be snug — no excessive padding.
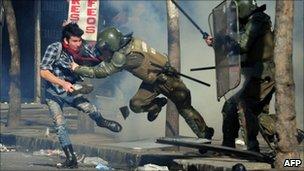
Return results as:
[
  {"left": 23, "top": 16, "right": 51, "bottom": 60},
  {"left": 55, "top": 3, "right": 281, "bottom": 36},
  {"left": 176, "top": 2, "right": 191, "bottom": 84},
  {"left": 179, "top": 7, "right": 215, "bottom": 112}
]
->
[{"left": 208, "top": 0, "right": 241, "bottom": 101}]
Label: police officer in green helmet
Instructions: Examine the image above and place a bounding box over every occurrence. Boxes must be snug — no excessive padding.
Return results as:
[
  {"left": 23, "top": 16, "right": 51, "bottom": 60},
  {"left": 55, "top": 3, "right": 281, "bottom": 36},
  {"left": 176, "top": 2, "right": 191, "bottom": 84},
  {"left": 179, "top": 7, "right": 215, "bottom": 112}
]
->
[
  {"left": 205, "top": 0, "right": 275, "bottom": 152},
  {"left": 235, "top": 0, "right": 258, "bottom": 19},
  {"left": 205, "top": 0, "right": 304, "bottom": 152},
  {"left": 71, "top": 27, "right": 214, "bottom": 141}
]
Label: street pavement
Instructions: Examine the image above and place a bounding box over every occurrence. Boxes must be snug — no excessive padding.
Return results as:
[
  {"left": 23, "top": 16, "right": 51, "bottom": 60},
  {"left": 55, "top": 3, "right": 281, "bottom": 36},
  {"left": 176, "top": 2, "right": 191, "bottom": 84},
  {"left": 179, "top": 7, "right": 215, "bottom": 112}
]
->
[
  {"left": 1, "top": 103, "right": 303, "bottom": 170},
  {"left": 0, "top": 150, "right": 98, "bottom": 171}
]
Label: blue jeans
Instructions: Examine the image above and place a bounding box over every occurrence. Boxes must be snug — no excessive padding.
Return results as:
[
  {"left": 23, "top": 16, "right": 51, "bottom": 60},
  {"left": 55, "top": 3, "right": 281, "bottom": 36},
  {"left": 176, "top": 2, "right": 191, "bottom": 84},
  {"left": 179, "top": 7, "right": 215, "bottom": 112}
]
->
[{"left": 45, "top": 89, "right": 101, "bottom": 147}]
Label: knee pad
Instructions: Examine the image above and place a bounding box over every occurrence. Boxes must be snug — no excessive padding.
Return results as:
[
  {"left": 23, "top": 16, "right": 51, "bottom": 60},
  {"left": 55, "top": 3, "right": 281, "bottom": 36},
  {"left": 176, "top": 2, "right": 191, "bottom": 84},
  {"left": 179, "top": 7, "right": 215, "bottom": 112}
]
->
[
  {"left": 129, "top": 99, "right": 144, "bottom": 113},
  {"left": 174, "top": 90, "right": 190, "bottom": 107}
]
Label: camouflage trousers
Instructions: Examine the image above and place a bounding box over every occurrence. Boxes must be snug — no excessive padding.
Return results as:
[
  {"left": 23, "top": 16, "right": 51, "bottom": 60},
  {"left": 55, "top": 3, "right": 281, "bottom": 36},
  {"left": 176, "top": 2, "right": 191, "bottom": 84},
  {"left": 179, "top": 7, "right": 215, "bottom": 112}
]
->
[
  {"left": 222, "top": 77, "right": 275, "bottom": 151},
  {"left": 129, "top": 74, "right": 208, "bottom": 138}
]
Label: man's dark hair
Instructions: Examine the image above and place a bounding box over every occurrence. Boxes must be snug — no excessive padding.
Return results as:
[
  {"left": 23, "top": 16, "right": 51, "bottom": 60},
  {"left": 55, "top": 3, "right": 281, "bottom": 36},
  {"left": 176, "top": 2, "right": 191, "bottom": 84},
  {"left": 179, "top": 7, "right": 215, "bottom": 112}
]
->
[{"left": 61, "top": 23, "right": 84, "bottom": 41}]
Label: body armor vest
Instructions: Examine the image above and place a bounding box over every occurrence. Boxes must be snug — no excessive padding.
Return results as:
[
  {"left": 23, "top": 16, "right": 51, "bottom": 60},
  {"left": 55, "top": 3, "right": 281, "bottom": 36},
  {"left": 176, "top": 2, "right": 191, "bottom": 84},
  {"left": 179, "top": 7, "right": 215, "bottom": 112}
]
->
[
  {"left": 247, "top": 30, "right": 274, "bottom": 64},
  {"left": 242, "top": 13, "right": 275, "bottom": 80},
  {"left": 245, "top": 12, "right": 274, "bottom": 64},
  {"left": 125, "top": 38, "right": 168, "bottom": 84}
]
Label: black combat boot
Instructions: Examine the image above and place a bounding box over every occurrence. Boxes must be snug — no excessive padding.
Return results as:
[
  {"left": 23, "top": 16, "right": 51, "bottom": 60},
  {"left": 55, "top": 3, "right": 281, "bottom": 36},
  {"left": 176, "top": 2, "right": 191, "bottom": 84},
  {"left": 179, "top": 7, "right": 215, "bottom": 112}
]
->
[
  {"left": 198, "top": 127, "right": 214, "bottom": 154},
  {"left": 247, "top": 139, "right": 260, "bottom": 153},
  {"left": 58, "top": 145, "right": 78, "bottom": 168},
  {"left": 96, "top": 116, "right": 122, "bottom": 132},
  {"left": 147, "top": 97, "right": 167, "bottom": 122},
  {"left": 222, "top": 137, "right": 236, "bottom": 148},
  {"left": 204, "top": 127, "right": 214, "bottom": 140}
]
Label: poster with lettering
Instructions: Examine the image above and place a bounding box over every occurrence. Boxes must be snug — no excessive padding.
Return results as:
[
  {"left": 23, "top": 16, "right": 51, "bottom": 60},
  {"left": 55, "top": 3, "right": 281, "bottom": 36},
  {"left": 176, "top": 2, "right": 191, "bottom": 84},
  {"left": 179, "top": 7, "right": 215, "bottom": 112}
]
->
[{"left": 68, "top": 0, "right": 99, "bottom": 41}]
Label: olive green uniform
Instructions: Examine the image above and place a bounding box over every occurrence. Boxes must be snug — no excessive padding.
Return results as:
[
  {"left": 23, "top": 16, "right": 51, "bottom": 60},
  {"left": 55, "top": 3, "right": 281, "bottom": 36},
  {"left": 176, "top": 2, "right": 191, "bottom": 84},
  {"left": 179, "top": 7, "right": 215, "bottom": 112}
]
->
[
  {"left": 74, "top": 38, "right": 211, "bottom": 138},
  {"left": 222, "top": 11, "right": 275, "bottom": 151}
]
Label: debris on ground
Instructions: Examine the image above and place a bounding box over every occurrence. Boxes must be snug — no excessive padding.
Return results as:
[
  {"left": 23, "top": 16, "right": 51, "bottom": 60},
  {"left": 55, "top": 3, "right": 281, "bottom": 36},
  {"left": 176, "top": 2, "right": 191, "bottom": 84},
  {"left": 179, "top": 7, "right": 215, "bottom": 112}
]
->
[
  {"left": 0, "top": 144, "right": 16, "bottom": 152},
  {"left": 33, "top": 149, "right": 64, "bottom": 157},
  {"left": 83, "top": 156, "right": 109, "bottom": 166},
  {"left": 235, "top": 139, "right": 245, "bottom": 146},
  {"left": 44, "top": 127, "right": 50, "bottom": 137},
  {"left": 77, "top": 154, "right": 86, "bottom": 163},
  {"left": 96, "top": 163, "right": 112, "bottom": 171},
  {"left": 132, "top": 147, "right": 142, "bottom": 150},
  {"left": 136, "top": 163, "right": 169, "bottom": 171}
]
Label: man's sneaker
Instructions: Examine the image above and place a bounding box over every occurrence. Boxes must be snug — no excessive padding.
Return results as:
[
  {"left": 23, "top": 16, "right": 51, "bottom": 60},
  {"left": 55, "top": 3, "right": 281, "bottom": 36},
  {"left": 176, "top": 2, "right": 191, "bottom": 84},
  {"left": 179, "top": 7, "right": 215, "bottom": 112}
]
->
[
  {"left": 96, "top": 118, "right": 122, "bottom": 132},
  {"left": 147, "top": 97, "right": 167, "bottom": 122}
]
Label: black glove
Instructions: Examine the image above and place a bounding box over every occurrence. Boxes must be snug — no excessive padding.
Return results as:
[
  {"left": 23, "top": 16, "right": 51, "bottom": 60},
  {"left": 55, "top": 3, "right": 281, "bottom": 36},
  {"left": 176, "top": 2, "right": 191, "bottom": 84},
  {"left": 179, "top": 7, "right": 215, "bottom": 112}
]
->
[
  {"left": 224, "top": 35, "right": 240, "bottom": 53},
  {"left": 163, "top": 63, "right": 178, "bottom": 76},
  {"left": 68, "top": 83, "right": 94, "bottom": 96}
]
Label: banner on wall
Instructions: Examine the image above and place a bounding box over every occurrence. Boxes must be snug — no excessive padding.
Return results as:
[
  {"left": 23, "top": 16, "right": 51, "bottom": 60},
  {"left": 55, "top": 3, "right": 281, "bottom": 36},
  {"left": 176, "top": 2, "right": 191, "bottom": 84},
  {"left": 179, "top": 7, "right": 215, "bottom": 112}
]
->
[{"left": 68, "top": 0, "right": 99, "bottom": 41}]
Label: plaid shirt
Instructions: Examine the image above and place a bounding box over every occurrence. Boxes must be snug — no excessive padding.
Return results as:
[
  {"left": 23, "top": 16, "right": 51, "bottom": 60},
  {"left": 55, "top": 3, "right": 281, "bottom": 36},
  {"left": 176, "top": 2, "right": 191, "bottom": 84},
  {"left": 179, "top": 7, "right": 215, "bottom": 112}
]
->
[{"left": 40, "top": 42, "right": 80, "bottom": 94}]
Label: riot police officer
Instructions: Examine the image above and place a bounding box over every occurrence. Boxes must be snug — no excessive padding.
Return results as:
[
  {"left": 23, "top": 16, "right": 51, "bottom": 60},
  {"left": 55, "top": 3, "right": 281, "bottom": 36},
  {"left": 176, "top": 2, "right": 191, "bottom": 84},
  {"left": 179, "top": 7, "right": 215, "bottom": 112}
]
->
[
  {"left": 205, "top": 0, "right": 275, "bottom": 152},
  {"left": 71, "top": 27, "right": 214, "bottom": 140}
]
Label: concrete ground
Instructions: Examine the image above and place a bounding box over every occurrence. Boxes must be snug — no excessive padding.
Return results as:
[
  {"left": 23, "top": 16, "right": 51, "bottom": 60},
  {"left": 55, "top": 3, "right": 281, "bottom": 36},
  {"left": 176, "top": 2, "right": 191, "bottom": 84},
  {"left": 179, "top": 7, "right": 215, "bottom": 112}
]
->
[
  {"left": 0, "top": 151, "right": 99, "bottom": 171},
  {"left": 1, "top": 103, "right": 303, "bottom": 170}
]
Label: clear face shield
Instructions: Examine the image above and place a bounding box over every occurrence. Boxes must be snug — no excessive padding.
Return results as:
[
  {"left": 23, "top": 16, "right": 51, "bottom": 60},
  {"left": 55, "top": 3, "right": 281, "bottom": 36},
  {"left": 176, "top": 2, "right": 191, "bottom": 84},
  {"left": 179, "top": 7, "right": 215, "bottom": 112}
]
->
[
  {"left": 208, "top": 0, "right": 241, "bottom": 101},
  {"left": 96, "top": 41, "right": 114, "bottom": 60},
  {"left": 120, "top": 32, "right": 133, "bottom": 48}
]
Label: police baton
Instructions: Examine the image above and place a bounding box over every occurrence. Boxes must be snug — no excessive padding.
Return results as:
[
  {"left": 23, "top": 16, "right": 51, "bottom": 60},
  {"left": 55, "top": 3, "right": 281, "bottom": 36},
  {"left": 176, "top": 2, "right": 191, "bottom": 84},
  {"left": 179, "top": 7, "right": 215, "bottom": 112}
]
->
[
  {"left": 151, "top": 63, "right": 211, "bottom": 87},
  {"left": 171, "top": 0, "right": 209, "bottom": 39}
]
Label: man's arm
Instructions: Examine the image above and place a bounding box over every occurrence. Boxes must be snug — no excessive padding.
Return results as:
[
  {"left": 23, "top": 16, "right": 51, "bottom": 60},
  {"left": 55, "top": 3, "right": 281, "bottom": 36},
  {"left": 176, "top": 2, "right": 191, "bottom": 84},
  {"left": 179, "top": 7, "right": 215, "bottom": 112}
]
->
[
  {"left": 40, "top": 70, "right": 74, "bottom": 92},
  {"left": 72, "top": 52, "right": 126, "bottom": 78},
  {"left": 40, "top": 43, "right": 74, "bottom": 92}
]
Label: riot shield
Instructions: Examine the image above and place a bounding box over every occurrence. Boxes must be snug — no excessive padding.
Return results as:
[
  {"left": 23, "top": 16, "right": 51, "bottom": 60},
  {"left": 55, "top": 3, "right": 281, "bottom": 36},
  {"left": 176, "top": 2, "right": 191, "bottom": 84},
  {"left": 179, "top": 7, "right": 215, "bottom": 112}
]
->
[{"left": 209, "top": 0, "right": 241, "bottom": 101}]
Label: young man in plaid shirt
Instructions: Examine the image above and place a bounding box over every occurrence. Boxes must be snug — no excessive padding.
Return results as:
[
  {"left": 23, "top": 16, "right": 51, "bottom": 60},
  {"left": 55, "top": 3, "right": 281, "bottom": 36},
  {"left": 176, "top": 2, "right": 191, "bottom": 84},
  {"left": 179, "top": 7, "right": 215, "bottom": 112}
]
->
[{"left": 40, "top": 23, "right": 122, "bottom": 168}]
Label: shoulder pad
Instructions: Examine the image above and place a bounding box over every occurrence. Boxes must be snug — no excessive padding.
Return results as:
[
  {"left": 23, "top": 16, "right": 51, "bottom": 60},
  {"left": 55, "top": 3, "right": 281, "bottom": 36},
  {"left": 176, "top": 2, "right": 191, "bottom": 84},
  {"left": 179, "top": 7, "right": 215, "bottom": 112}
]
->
[
  {"left": 129, "top": 38, "right": 152, "bottom": 54},
  {"left": 111, "top": 52, "right": 126, "bottom": 67}
]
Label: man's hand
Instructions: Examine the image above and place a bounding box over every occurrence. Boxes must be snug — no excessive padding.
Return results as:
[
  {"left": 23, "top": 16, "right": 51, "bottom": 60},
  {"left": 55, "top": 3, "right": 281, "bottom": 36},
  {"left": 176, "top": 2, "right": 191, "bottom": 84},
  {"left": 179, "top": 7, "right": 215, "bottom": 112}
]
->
[
  {"left": 41, "top": 69, "right": 75, "bottom": 93},
  {"left": 61, "top": 81, "right": 74, "bottom": 93},
  {"left": 71, "top": 62, "right": 79, "bottom": 71},
  {"left": 205, "top": 35, "right": 214, "bottom": 47}
]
